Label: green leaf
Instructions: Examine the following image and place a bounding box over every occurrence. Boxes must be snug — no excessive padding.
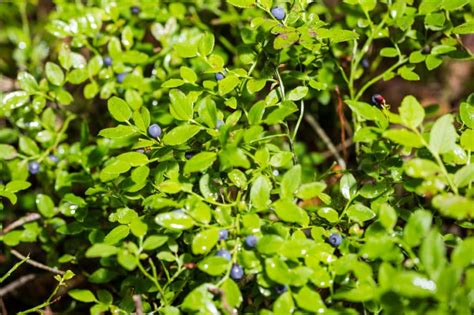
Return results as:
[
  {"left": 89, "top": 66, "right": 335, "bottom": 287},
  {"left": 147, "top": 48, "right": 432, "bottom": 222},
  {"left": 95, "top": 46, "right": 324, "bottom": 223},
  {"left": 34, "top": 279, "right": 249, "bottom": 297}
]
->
[
  {"left": 296, "top": 182, "right": 327, "bottom": 200},
  {"left": 273, "top": 199, "right": 309, "bottom": 226},
  {"left": 192, "top": 228, "right": 219, "bottom": 255},
  {"left": 69, "top": 289, "right": 97, "bottom": 303},
  {"left": 99, "top": 125, "right": 137, "bottom": 139},
  {"left": 198, "top": 33, "right": 215, "bottom": 56},
  {"left": 404, "top": 158, "right": 440, "bottom": 178},
  {"left": 107, "top": 97, "right": 132, "bottom": 122},
  {"left": 432, "top": 194, "right": 474, "bottom": 219},
  {"left": 169, "top": 89, "right": 193, "bottom": 121},
  {"left": 227, "top": 0, "right": 255, "bottom": 7},
  {"left": 317, "top": 207, "right": 339, "bottom": 223},
  {"left": 155, "top": 211, "right": 194, "bottom": 230},
  {"left": 36, "top": 194, "right": 56, "bottom": 218},
  {"left": 184, "top": 152, "right": 217, "bottom": 174},
  {"left": 180, "top": 66, "right": 197, "bottom": 83},
  {"left": 460, "top": 129, "right": 474, "bottom": 151},
  {"left": 18, "top": 72, "right": 38, "bottom": 92},
  {"left": 425, "top": 55, "right": 443, "bottom": 70},
  {"left": 265, "top": 256, "right": 291, "bottom": 284},
  {"left": 280, "top": 165, "right": 301, "bottom": 199},
  {"left": 198, "top": 256, "right": 228, "bottom": 275},
  {"left": 104, "top": 225, "right": 130, "bottom": 245},
  {"left": 420, "top": 229, "right": 446, "bottom": 279},
  {"left": 383, "top": 129, "right": 423, "bottom": 148},
  {"left": 294, "top": 286, "right": 326, "bottom": 312},
  {"left": 392, "top": 272, "right": 436, "bottom": 297},
  {"left": 454, "top": 164, "right": 474, "bottom": 188},
  {"left": 5, "top": 181, "right": 31, "bottom": 193},
  {"left": 441, "top": 0, "right": 469, "bottom": 11},
  {"left": 273, "top": 291, "right": 295, "bottom": 313},
  {"left": 117, "top": 152, "right": 148, "bottom": 166},
  {"left": 85, "top": 244, "right": 119, "bottom": 258},
  {"left": 220, "top": 279, "right": 242, "bottom": 308},
  {"left": 453, "top": 22, "right": 474, "bottom": 35},
  {"left": 45, "top": 62, "right": 64, "bottom": 86},
  {"left": 250, "top": 175, "right": 272, "bottom": 210},
  {"left": 287, "top": 86, "right": 308, "bottom": 101},
  {"left": 399, "top": 95, "right": 425, "bottom": 129},
  {"left": 398, "top": 66, "right": 420, "bottom": 81},
  {"left": 218, "top": 75, "right": 240, "bottom": 95},
  {"left": 0, "top": 145, "right": 17, "bottom": 160},
  {"left": 143, "top": 235, "right": 168, "bottom": 250},
  {"left": 429, "top": 114, "right": 457, "bottom": 154},
  {"left": 403, "top": 210, "right": 432, "bottom": 247},
  {"left": 346, "top": 203, "right": 375, "bottom": 223},
  {"left": 162, "top": 124, "right": 201, "bottom": 146},
  {"left": 340, "top": 173, "right": 357, "bottom": 200},
  {"left": 19, "top": 136, "right": 39, "bottom": 155},
  {"left": 380, "top": 47, "right": 398, "bottom": 57},
  {"left": 460, "top": 102, "right": 474, "bottom": 128}
]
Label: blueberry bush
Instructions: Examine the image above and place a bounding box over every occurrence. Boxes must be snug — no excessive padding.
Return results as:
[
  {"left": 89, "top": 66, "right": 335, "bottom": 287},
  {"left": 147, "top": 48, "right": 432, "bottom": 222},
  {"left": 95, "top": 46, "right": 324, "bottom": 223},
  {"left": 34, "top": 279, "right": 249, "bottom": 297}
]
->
[{"left": 1, "top": 0, "right": 474, "bottom": 314}]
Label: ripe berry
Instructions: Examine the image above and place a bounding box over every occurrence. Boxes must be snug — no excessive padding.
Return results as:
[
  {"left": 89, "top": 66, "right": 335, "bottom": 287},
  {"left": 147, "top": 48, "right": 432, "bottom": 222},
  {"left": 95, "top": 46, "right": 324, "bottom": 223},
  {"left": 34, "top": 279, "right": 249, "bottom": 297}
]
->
[
  {"left": 245, "top": 235, "right": 257, "bottom": 248},
  {"left": 215, "top": 72, "right": 225, "bottom": 81},
  {"left": 371, "top": 94, "right": 385, "bottom": 106},
  {"left": 271, "top": 7, "right": 286, "bottom": 21},
  {"left": 185, "top": 152, "right": 194, "bottom": 160},
  {"left": 117, "top": 73, "right": 126, "bottom": 83},
  {"left": 275, "top": 285, "right": 288, "bottom": 294},
  {"left": 215, "top": 249, "right": 231, "bottom": 261},
  {"left": 28, "top": 161, "right": 40, "bottom": 174},
  {"left": 216, "top": 120, "right": 224, "bottom": 129},
  {"left": 103, "top": 56, "right": 112, "bottom": 67},
  {"left": 230, "top": 263, "right": 244, "bottom": 280},
  {"left": 218, "top": 229, "right": 229, "bottom": 241},
  {"left": 328, "top": 233, "right": 343, "bottom": 247},
  {"left": 148, "top": 124, "right": 162, "bottom": 138},
  {"left": 130, "top": 6, "right": 140, "bottom": 14}
]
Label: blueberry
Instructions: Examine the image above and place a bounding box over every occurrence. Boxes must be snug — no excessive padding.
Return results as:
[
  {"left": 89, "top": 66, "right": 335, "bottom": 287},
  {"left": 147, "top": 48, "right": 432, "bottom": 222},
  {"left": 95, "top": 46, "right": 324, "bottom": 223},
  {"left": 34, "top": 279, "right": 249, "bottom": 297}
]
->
[
  {"left": 216, "top": 119, "right": 224, "bottom": 129},
  {"left": 148, "top": 124, "right": 162, "bottom": 138},
  {"left": 245, "top": 235, "right": 257, "bottom": 248},
  {"left": 215, "top": 249, "right": 231, "bottom": 261},
  {"left": 117, "top": 73, "right": 126, "bottom": 83},
  {"left": 185, "top": 152, "right": 194, "bottom": 160},
  {"left": 272, "top": 169, "right": 279, "bottom": 176},
  {"left": 103, "top": 56, "right": 112, "bottom": 67},
  {"left": 28, "top": 161, "right": 40, "bottom": 174},
  {"left": 361, "top": 58, "right": 370, "bottom": 69},
  {"left": 215, "top": 72, "right": 225, "bottom": 81},
  {"left": 49, "top": 154, "right": 59, "bottom": 163},
  {"left": 136, "top": 149, "right": 145, "bottom": 153},
  {"left": 230, "top": 263, "right": 244, "bottom": 280},
  {"left": 371, "top": 94, "right": 385, "bottom": 106},
  {"left": 328, "top": 233, "right": 343, "bottom": 247},
  {"left": 275, "top": 285, "right": 288, "bottom": 294},
  {"left": 218, "top": 229, "right": 229, "bottom": 241},
  {"left": 130, "top": 6, "right": 140, "bottom": 14},
  {"left": 271, "top": 7, "right": 286, "bottom": 21}
]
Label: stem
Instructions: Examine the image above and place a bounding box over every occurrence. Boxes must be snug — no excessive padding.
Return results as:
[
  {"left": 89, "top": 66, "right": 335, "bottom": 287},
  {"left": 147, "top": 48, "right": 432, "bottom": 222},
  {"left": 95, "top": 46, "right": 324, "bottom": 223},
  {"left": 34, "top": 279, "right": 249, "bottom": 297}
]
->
[
  {"left": 137, "top": 259, "right": 167, "bottom": 306},
  {"left": 292, "top": 100, "right": 305, "bottom": 141}
]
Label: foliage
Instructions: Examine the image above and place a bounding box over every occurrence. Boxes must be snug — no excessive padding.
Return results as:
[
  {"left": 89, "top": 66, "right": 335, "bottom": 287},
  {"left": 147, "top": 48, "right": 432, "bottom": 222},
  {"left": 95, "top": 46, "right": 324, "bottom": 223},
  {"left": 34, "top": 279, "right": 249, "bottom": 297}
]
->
[{"left": 1, "top": 0, "right": 474, "bottom": 314}]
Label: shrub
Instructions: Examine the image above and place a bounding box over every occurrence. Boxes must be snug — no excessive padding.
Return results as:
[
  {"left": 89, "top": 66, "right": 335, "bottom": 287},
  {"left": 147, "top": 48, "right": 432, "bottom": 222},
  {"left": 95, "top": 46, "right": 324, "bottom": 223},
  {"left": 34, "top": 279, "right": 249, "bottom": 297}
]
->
[{"left": 1, "top": 0, "right": 473, "bottom": 314}]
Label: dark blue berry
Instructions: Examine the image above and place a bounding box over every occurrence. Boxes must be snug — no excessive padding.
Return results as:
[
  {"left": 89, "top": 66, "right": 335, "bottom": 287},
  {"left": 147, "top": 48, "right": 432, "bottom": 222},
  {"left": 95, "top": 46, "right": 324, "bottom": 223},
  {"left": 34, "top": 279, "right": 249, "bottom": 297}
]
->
[
  {"left": 245, "top": 235, "right": 257, "bottom": 248},
  {"left": 130, "top": 6, "right": 140, "bottom": 14},
  {"left": 275, "top": 285, "right": 288, "bottom": 294},
  {"left": 215, "top": 249, "right": 231, "bottom": 261},
  {"left": 185, "top": 152, "right": 194, "bottom": 160},
  {"left": 28, "top": 161, "right": 40, "bottom": 174},
  {"left": 148, "top": 124, "right": 162, "bottom": 138},
  {"left": 49, "top": 154, "right": 59, "bottom": 163},
  {"left": 216, "top": 120, "right": 224, "bottom": 129},
  {"left": 328, "top": 233, "right": 343, "bottom": 247},
  {"left": 218, "top": 229, "right": 229, "bottom": 241},
  {"left": 361, "top": 58, "right": 370, "bottom": 69},
  {"left": 230, "top": 263, "right": 244, "bottom": 280},
  {"left": 271, "top": 7, "right": 286, "bottom": 21},
  {"left": 215, "top": 72, "right": 225, "bottom": 81},
  {"left": 117, "top": 73, "right": 126, "bottom": 83},
  {"left": 103, "top": 56, "right": 112, "bottom": 67},
  {"left": 371, "top": 94, "right": 385, "bottom": 106}
]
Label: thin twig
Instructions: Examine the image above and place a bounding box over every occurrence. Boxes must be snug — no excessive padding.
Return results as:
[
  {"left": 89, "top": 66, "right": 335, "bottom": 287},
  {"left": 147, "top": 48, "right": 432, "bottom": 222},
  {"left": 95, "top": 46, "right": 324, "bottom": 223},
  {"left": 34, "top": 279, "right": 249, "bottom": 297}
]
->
[
  {"left": 0, "top": 274, "right": 36, "bottom": 297},
  {"left": 133, "top": 294, "right": 144, "bottom": 315},
  {"left": 1, "top": 213, "right": 41, "bottom": 235},
  {"left": 335, "top": 86, "right": 348, "bottom": 162},
  {"left": 0, "top": 297, "right": 8, "bottom": 315},
  {"left": 321, "top": 138, "right": 354, "bottom": 159},
  {"left": 10, "top": 250, "right": 65, "bottom": 275},
  {"left": 304, "top": 113, "right": 347, "bottom": 169}
]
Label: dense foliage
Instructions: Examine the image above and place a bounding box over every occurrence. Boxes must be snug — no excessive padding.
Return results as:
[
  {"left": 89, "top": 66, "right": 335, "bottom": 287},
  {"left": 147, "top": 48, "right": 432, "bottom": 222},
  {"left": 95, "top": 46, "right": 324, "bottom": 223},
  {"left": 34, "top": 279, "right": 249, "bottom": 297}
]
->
[{"left": 1, "top": 0, "right": 474, "bottom": 314}]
